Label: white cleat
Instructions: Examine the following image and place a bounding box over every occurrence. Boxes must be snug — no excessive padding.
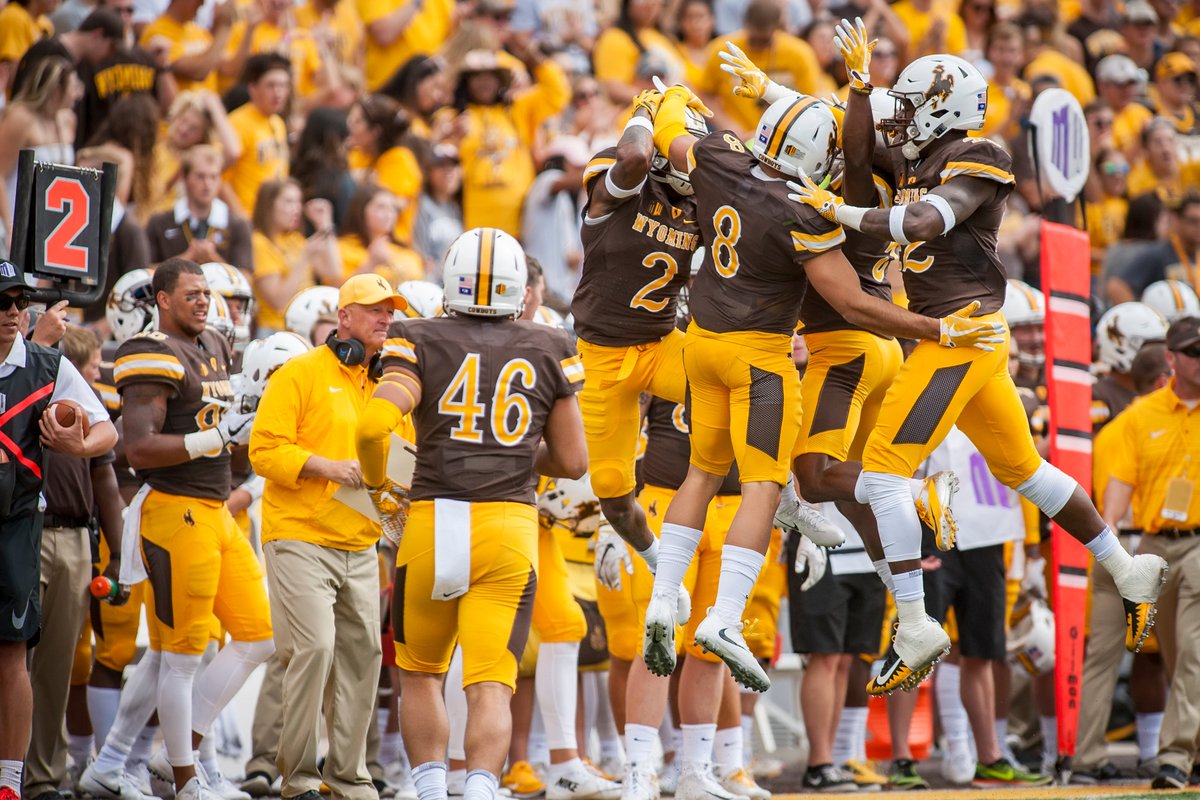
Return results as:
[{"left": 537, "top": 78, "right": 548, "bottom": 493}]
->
[
  {"left": 866, "top": 616, "right": 950, "bottom": 696},
  {"left": 717, "top": 769, "right": 770, "bottom": 800},
  {"left": 693, "top": 610, "right": 770, "bottom": 693},
  {"left": 78, "top": 763, "right": 156, "bottom": 800},
  {"left": 643, "top": 593, "right": 678, "bottom": 678},
  {"left": 197, "top": 764, "right": 251, "bottom": 800},
  {"left": 127, "top": 763, "right": 155, "bottom": 797},
  {"left": 773, "top": 497, "right": 845, "bottom": 548},
  {"left": 176, "top": 778, "right": 223, "bottom": 800},
  {"left": 546, "top": 763, "right": 621, "bottom": 800},
  {"left": 658, "top": 760, "right": 680, "bottom": 796},
  {"left": 1114, "top": 552, "right": 1168, "bottom": 652},
  {"left": 675, "top": 764, "right": 746, "bottom": 800},
  {"left": 916, "top": 471, "right": 959, "bottom": 551},
  {"left": 940, "top": 749, "right": 975, "bottom": 786},
  {"left": 621, "top": 764, "right": 659, "bottom": 800},
  {"left": 146, "top": 750, "right": 177, "bottom": 800}
]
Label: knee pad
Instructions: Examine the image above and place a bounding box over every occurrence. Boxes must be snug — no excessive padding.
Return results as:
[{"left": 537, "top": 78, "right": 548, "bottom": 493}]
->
[
  {"left": 861, "top": 472, "right": 922, "bottom": 562},
  {"left": 1016, "top": 461, "right": 1077, "bottom": 518}
]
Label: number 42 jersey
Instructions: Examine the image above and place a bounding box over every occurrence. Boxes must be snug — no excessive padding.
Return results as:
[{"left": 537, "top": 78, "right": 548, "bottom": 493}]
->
[{"left": 381, "top": 316, "right": 585, "bottom": 504}]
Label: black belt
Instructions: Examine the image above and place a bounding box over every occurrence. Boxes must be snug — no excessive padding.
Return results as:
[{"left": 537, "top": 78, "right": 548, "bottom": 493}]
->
[
  {"left": 43, "top": 514, "right": 90, "bottom": 529},
  {"left": 1157, "top": 527, "right": 1199, "bottom": 539}
]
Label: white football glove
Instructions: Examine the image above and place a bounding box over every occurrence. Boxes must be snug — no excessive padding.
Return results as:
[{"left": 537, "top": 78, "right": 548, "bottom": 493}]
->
[
  {"left": 594, "top": 524, "right": 633, "bottom": 591},
  {"left": 794, "top": 535, "right": 828, "bottom": 591},
  {"left": 217, "top": 408, "right": 256, "bottom": 446}
]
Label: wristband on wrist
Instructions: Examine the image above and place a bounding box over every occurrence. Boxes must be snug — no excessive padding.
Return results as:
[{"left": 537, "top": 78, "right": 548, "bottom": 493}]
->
[
  {"left": 834, "top": 204, "right": 869, "bottom": 231},
  {"left": 624, "top": 116, "right": 653, "bottom": 134},
  {"left": 889, "top": 204, "right": 912, "bottom": 245},
  {"left": 183, "top": 427, "right": 224, "bottom": 460}
]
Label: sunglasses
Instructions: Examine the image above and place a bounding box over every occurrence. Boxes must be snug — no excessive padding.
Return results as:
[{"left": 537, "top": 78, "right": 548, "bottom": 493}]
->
[
  {"left": 0, "top": 294, "right": 30, "bottom": 312},
  {"left": 1177, "top": 344, "right": 1200, "bottom": 358},
  {"left": 1100, "top": 161, "right": 1129, "bottom": 175}
]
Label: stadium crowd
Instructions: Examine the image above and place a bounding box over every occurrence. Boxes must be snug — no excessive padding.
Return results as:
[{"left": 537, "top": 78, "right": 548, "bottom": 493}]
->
[{"left": 0, "top": 0, "right": 1199, "bottom": 797}]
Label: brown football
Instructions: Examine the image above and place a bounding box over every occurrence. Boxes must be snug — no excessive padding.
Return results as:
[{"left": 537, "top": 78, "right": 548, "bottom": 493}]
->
[{"left": 49, "top": 400, "right": 90, "bottom": 435}]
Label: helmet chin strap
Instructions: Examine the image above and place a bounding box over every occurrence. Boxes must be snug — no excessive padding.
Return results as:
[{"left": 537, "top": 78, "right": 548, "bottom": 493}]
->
[{"left": 901, "top": 127, "right": 932, "bottom": 160}]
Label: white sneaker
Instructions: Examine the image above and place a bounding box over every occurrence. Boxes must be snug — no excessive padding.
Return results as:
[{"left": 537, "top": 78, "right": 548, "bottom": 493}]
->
[
  {"left": 643, "top": 593, "right": 678, "bottom": 678},
  {"left": 546, "top": 763, "right": 621, "bottom": 800},
  {"left": 940, "top": 749, "right": 975, "bottom": 785},
  {"left": 675, "top": 763, "right": 745, "bottom": 800},
  {"left": 866, "top": 616, "right": 950, "bottom": 696},
  {"left": 146, "top": 750, "right": 177, "bottom": 800},
  {"left": 176, "top": 778, "right": 222, "bottom": 800},
  {"left": 773, "top": 498, "right": 845, "bottom": 548},
  {"left": 717, "top": 769, "right": 769, "bottom": 800},
  {"left": 621, "top": 764, "right": 659, "bottom": 800},
  {"left": 692, "top": 610, "right": 770, "bottom": 693},
  {"left": 68, "top": 757, "right": 91, "bottom": 793},
  {"left": 916, "top": 471, "right": 959, "bottom": 551},
  {"left": 78, "top": 763, "right": 155, "bottom": 800},
  {"left": 658, "top": 759, "right": 680, "bottom": 796},
  {"left": 198, "top": 765, "right": 251, "bottom": 800},
  {"left": 1113, "top": 553, "right": 1168, "bottom": 652},
  {"left": 127, "top": 763, "right": 155, "bottom": 798}
]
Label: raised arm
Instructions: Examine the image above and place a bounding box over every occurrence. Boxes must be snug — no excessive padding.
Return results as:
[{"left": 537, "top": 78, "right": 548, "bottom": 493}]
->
[
  {"left": 585, "top": 93, "right": 659, "bottom": 221},
  {"left": 836, "top": 18, "right": 878, "bottom": 207}
]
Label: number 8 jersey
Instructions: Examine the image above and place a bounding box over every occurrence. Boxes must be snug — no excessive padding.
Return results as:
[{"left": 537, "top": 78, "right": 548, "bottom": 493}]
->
[
  {"left": 381, "top": 316, "right": 585, "bottom": 504},
  {"left": 571, "top": 147, "right": 700, "bottom": 347}
]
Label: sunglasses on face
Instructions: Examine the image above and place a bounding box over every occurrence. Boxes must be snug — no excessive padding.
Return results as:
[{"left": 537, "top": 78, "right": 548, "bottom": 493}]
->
[
  {"left": 1101, "top": 161, "right": 1129, "bottom": 175},
  {"left": 0, "top": 294, "right": 30, "bottom": 312}
]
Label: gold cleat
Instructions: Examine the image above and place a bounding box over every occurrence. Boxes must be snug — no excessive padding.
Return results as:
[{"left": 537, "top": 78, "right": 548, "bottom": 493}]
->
[
  {"left": 1117, "top": 554, "right": 1168, "bottom": 653},
  {"left": 866, "top": 618, "right": 950, "bottom": 696},
  {"left": 916, "top": 470, "right": 960, "bottom": 551}
]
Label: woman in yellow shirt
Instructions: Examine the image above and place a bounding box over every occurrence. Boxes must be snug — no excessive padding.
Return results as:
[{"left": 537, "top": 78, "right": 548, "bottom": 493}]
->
[
  {"left": 334, "top": 184, "right": 424, "bottom": 287},
  {"left": 381, "top": 54, "right": 452, "bottom": 141},
  {"left": 347, "top": 92, "right": 422, "bottom": 243},
  {"left": 593, "top": 0, "right": 686, "bottom": 103},
  {"left": 251, "top": 178, "right": 340, "bottom": 332},
  {"left": 674, "top": 0, "right": 715, "bottom": 87},
  {"left": 1087, "top": 147, "right": 1131, "bottom": 275}
]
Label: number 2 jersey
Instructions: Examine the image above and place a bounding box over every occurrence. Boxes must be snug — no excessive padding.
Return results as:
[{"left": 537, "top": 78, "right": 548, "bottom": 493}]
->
[
  {"left": 381, "top": 316, "right": 585, "bottom": 504},
  {"left": 113, "top": 328, "right": 234, "bottom": 500},
  {"left": 686, "top": 132, "right": 846, "bottom": 337},
  {"left": 887, "top": 135, "right": 1016, "bottom": 318},
  {"left": 572, "top": 147, "right": 700, "bottom": 347}
]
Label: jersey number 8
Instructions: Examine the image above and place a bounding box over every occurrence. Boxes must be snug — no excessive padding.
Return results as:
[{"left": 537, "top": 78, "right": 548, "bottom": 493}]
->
[
  {"left": 439, "top": 353, "right": 536, "bottom": 446},
  {"left": 712, "top": 206, "right": 742, "bottom": 278}
]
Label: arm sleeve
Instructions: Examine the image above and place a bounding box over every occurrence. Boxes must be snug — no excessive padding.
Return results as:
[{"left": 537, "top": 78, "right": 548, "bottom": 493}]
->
[
  {"left": 51, "top": 357, "right": 109, "bottom": 426},
  {"left": 247, "top": 362, "right": 314, "bottom": 490}
]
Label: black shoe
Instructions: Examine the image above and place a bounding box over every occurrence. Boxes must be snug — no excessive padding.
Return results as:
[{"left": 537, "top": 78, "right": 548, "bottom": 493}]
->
[
  {"left": 30, "top": 790, "right": 65, "bottom": 800},
  {"left": 1070, "top": 762, "right": 1132, "bottom": 785},
  {"left": 801, "top": 764, "right": 856, "bottom": 793},
  {"left": 1152, "top": 764, "right": 1188, "bottom": 790},
  {"left": 241, "top": 771, "right": 275, "bottom": 797},
  {"left": 1191, "top": 763, "right": 1200, "bottom": 786}
]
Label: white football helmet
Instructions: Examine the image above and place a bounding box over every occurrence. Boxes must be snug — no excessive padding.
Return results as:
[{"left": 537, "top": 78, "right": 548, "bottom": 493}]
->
[
  {"left": 750, "top": 95, "right": 838, "bottom": 180},
  {"left": 1008, "top": 599, "right": 1055, "bottom": 676},
  {"left": 284, "top": 285, "right": 340, "bottom": 344},
  {"left": 396, "top": 280, "right": 445, "bottom": 319},
  {"left": 532, "top": 305, "right": 565, "bottom": 328},
  {"left": 107, "top": 268, "right": 158, "bottom": 344},
  {"left": 1002, "top": 279, "right": 1045, "bottom": 327},
  {"left": 236, "top": 331, "right": 311, "bottom": 412},
  {"left": 442, "top": 228, "right": 527, "bottom": 318},
  {"left": 881, "top": 54, "right": 989, "bottom": 159},
  {"left": 1096, "top": 302, "right": 1169, "bottom": 373},
  {"left": 650, "top": 106, "right": 709, "bottom": 196},
  {"left": 200, "top": 262, "right": 254, "bottom": 345},
  {"left": 538, "top": 475, "right": 602, "bottom": 537},
  {"left": 1142, "top": 279, "right": 1200, "bottom": 322},
  {"left": 206, "top": 293, "right": 236, "bottom": 343}
]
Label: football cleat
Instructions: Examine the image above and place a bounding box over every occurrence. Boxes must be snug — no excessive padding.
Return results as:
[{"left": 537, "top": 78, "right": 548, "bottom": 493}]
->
[
  {"left": 78, "top": 763, "right": 156, "bottom": 800},
  {"left": 1115, "top": 553, "right": 1168, "bottom": 652},
  {"left": 693, "top": 609, "right": 770, "bottom": 693},
  {"left": 643, "top": 593, "right": 678, "bottom": 678},
  {"left": 916, "top": 470, "right": 959, "bottom": 551},
  {"left": 844, "top": 759, "right": 888, "bottom": 791},
  {"left": 503, "top": 762, "right": 546, "bottom": 799},
  {"left": 773, "top": 497, "right": 845, "bottom": 548},
  {"left": 866, "top": 616, "right": 950, "bottom": 696},
  {"left": 675, "top": 764, "right": 745, "bottom": 800},
  {"left": 620, "top": 764, "right": 658, "bottom": 800},
  {"left": 545, "top": 763, "right": 621, "bottom": 800},
  {"left": 717, "top": 769, "right": 769, "bottom": 800}
]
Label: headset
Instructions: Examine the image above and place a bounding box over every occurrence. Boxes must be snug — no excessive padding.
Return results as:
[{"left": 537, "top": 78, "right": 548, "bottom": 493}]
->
[{"left": 325, "top": 330, "right": 383, "bottom": 380}]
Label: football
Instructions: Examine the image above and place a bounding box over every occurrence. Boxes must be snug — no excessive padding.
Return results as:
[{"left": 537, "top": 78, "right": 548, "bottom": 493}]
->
[{"left": 48, "top": 400, "right": 90, "bottom": 435}]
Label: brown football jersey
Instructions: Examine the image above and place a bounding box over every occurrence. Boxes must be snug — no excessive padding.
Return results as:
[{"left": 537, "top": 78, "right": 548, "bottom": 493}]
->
[
  {"left": 641, "top": 397, "right": 739, "bottom": 495},
  {"left": 113, "top": 328, "right": 234, "bottom": 500},
  {"left": 572, "top": 147, "right": 700, "bottom": 347},
  {"left": 888, "top": 136, "right": 1015, "bottom": 318},
  {"left": 1092, "top": 374, "right": 1137, "bottom": 433},
  {"left": 381, "top": 316, "right": 584, "bottom": 504},
  {"left": 686, "top": 132, "right": 846, "bottom": 336}
]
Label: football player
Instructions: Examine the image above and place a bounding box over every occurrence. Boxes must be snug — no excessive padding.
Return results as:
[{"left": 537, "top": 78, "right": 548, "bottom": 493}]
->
[{"left": 788, "top": 53, "right": 1169, "bottom": 694}]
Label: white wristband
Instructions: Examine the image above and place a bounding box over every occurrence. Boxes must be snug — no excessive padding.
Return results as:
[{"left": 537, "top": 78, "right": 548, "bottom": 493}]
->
[
  {"left": 923, "top": 193, "right": 957, "bottom": 235},
  {"left": 763, "top": 80, "right": 800, "bottom": 105},
  {"left": 183, "top": 428, "right": 224, "bottom": 460},
  {"left": 237, "top": 473, "right": 265, "bottom": 502},
  {"left": 637, "top": 538, "right": 660, "bottom": 574},
  {"left": 605, "top": 166, "right": 645, "bottom": 199},
  {"left": 834, "top": 204, "right": 869, "bottom": 231},
  {"left": 889, "top": 204, "right": 912, "bottom": 245},
  {"left": 624, "top": 115, "right": 654, "bottom": 134}
]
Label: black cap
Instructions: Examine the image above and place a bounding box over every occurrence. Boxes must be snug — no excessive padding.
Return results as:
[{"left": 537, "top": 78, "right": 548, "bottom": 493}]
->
[
  {"left": 0, "top": 261, "right": 27, "bottom": 294},
  {"left": 1166, "top": 315, "right": 1200, "bottom": 351}
]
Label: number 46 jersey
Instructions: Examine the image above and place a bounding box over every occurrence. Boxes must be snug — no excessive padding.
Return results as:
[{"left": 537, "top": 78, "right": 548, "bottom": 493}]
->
[
  {"left": 381, "top": 316, "right": 585, "bottom": 504},
  {"left": 571, "top": 147, "right": 700, "bottom": 347}
]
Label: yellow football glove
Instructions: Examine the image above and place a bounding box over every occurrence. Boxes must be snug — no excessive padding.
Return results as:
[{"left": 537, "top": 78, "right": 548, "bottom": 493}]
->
[
  {"left": 835, "top": 16, "right": 876, "bottom": 93},
  {"left": 632, "top": 88, "right": 664, "bottom": 118},
  {"left": 938, "top": 301, "right": 1008, "bottom": 352},
  {"left": 651, "top": 75, "right": 714, "bottom": 117},
  {"left": 786, "top": 173, "right": 844, "bottom": 223},
  {"left": 718, "top": 41, "right": 769, "bottom": 99},
  {"left": 368, "top": 479, "right": 411, "bottom": 546}
]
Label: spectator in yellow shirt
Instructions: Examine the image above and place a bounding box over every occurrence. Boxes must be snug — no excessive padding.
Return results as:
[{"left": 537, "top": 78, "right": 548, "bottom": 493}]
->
[
  {"left": 674, "top": 0, "right": 715, "bottom": 87},
  {"left": 978, "top": 22, "right": 1030, "bottom": 141},
  {"left": 380, "top": 54, "right": 451, "bottom": 141},
  {"left": 1019, "top": 7, "right": 1096, "bottom": 106},
  {"left": 220, "top": 0, "right": 327, "bottom": 104},
  {"left": 450, "top": 45, "right": 569, "bottom": 236},
  {"left": 138, "top": 0, "right": 234, "bottom": 94},
  {"left": 0, "top": 0, "right": 55, "bottom": 96},
  {"left": 698, "top": 0, "right": 825, "bottom": 137},
  {"left": 1087, "top": 147, "right": 1132, "bottom": 275},
  {"left": 1113, "top": 53, "right": 1200, "bottom": 164},
  {"left": 293, "top": 0, "right": 363, "bottom": 71},
  {"left": 347, "top": 93, "right": 422, "bottom": 243},
  {"left": 358, "top": 0, "right": 455, "bottom": 91},
  {"left": 592, "top": 0, "right": 686, "bottom": 104},
  {"left": 223, "top": 52, "right": 289, "bottom": 218},
  {"left": 892, "top": 0, "right": 967, "bottom": 59},
  {"left": 1127, "top": 117, "right": 1200, "bottom": 204},
  {"left": 335, "top": 184, "right": 424, "bottom": 287},
  {"left": 1098, "top": 55, "right": 1152, "bottom": 157}
]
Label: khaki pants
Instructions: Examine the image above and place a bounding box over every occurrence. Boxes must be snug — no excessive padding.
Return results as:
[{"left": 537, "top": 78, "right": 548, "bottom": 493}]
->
[
  {"left": 265, "top": 540, "right": 382, "bottom": 800},
  {"left": 25, "top": 526, "right": 92, "bottom": 797},
  {"left": 1073, "top": 559, "right": 1130, "bottom": 771},
  {"left": 1143, "top": 535, "right": 1200, "bottom": 773},
  {"left": 245, "top": 654, "right": 286, "bottom": 780}
]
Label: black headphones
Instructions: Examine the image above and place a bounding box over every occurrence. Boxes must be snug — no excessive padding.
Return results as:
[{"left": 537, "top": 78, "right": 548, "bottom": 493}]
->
[{"left": 326, "top": 331, "right": 382, "bottom": 380}]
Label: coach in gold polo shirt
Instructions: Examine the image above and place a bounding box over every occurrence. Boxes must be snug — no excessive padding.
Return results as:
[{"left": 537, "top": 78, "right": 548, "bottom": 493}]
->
[
  {"left": 250, "top": 274, "right": 408, "bottom": 800},
  {"left": 1104, "top": 316, "right": 1200, "bottom": 790}
]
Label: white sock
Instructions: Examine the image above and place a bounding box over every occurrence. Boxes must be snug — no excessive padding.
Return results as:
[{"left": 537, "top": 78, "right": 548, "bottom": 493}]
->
[
  {"left": 1137, "top": 712, "right": 1164, "bottom": 762},
  {"left": 624, "top": 723, "right": 658, "bottom": 769},
  {"left": 779, "top": 478, "right": 799, "bottom": 508},
  {"left": 713, "top": 545, "right": 765, "bottom": 626},
  {"left": 447, "top": 768, "right": 466, "bottom": 796},
  {"left": 740, "top": 714, "right": 754, "bottom": 765},
  {"left": 832, "top": 710, "right": 856, "bottom": 766},
  {"left": 536, "top": 641, "right": 580, "bottom": 751},
  {"left": 935, "top": 664, "right": 972, "bottom": 757},
  {"left": 547, "top": 757, "right": 583, "bottom": 781},
  {"left": 192, "top": 639, "right": 274, "bottom": 734},
  {"left": 1040, "top": 715, "right": 1057, "bottom": 764},
  {"left": 413, "top": 762, "right": 448, "bottom": 800},
  {"left": 462, "top": 769, "right": 498, "bottom": 800},
  {"left": 680, "top": 723, "right": 716, "bottom": 769},
  {"left": 994, "top": 718, "right": 1016, "bottom": 763},
  {"left": 159, "top": 651, "right": 202, "bottom": 767},
  {"left": 1089, "top": 529, "right": 1135, "bottom": 580},
  {"left": 87, "top": 686, "right": 122, "bottom": 753},
  {"left": 69, "top": 731, "right": 94, "bottom": 766},
  {"left": 129, "top": 725, "right": 157, "bottom": 765},
  {"left": 94, "top": 649, "right": 161, "bottom": 773},
  {"left": 653, "top": 524, "right": 703, "bottom": 601},
  {"left": 872, "top": 559, "right": 895, "bottom": 593},
  {"left": 843, "top": 706, "right": 870, "bottom": 764},
  {"left": 0, "top": 760, "right": 23, "bottom": 792},
  {"left": 445, "top": 647, "right": 468, "bottom": 761},
  {"left": 713, "top": 727, "right": 742, "bottom": 775},
  {"left": 198, "top": 736, "right": 221, "bottom": 780}
]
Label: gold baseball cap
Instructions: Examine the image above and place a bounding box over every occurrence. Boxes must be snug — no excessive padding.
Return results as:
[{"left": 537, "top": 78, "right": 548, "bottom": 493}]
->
[{"left": 338, "top": 274, "right": 408, "bottom": 312}]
